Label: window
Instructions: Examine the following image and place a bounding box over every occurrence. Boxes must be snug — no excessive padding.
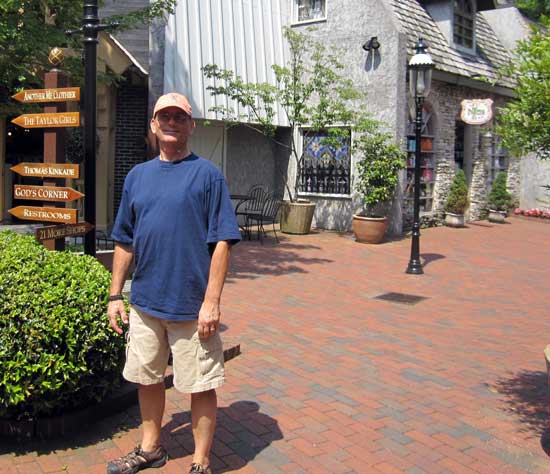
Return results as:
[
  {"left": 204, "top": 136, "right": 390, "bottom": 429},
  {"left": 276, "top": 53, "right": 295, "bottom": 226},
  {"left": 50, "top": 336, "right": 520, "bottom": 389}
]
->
[
  {"left": 488, "top": 135, "right": 508, "bottom": 186},
  {"left": 293, "top": 0, "right": 326, "bottom": 23},
  {"left": 453, "top": 0, "right": 475, "bottom": 49},
  {"left": 299, "top": 129, "right": 351, "bottom": 195}
]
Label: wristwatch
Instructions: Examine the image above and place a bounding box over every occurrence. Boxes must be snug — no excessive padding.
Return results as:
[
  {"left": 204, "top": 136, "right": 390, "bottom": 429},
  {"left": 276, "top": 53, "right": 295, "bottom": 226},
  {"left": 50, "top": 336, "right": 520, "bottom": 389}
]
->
[{"left": 108, "top": 294, "right": 124, "bottom": 302}]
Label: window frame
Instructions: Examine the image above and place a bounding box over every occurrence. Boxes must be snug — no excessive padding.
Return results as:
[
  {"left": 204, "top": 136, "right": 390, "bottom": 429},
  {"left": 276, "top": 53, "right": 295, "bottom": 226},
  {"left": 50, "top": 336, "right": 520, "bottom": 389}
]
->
[
  {"left": 453, "top": 0, "right": 476, "bottom": 52},
  {"left": 291, "top": 0, "right": 328, "bottom": 26},
  {"left": 297, "top": 126, "right": 353, "bottom": 198}
]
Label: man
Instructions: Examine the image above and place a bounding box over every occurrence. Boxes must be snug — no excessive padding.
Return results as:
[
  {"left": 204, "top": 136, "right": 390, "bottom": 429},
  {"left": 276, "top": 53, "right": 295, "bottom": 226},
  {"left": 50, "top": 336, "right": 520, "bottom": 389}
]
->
[{"left": 106, "top": 92, "right": 241, "bottom": 474}]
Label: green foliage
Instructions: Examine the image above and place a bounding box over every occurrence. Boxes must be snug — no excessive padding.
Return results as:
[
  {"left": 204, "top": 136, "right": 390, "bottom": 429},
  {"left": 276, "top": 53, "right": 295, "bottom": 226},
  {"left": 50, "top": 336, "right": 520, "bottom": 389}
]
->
[
  {"left": 496, "top": 18, "right": 550, "bottom": 160},
  {"left": 203, "top": 27, "right": 366, "bottom": 201},
  {"left": 515, "top": 0, "right": 550, "bottom": 21},
  {"left": 354, "top": 119, "right": 406, "bottom": 216},
  {"left": 444, "top": 169, "right": 469, "bottom": 215},
  {"left": 0, "top": 231, "right": 124, "bottom": 419},
  {"left": 0, "top": 0, "right": 176, "bottom": 115},
  {"left": 487, "top": 172, "right": 513, "bottom": 211}
]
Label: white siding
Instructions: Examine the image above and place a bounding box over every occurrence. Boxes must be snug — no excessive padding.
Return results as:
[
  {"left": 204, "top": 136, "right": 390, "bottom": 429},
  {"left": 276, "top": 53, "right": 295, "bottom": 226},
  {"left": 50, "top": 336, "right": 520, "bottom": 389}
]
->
[{"left": 164, "top": 0, "right": 290, "bottom": 124}]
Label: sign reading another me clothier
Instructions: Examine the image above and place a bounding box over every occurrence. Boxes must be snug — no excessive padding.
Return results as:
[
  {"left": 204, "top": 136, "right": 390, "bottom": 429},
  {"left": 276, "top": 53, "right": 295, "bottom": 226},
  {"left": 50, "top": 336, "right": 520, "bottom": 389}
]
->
[
  {"left": 11, "top": 87, "right": 80, "bottom": 103},
  {"left": 460, "top": 99, "right": 493, "bottom": 126}
]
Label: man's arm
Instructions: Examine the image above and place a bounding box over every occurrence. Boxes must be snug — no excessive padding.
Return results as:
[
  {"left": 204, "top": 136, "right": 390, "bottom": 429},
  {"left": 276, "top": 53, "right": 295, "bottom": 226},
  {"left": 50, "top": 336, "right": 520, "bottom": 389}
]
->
[
  {"left": 198, "top": 240, "right": 231, "bottom": 340},
  {"left": 107, "top": 242, "right": 134, "bottom": 335}
]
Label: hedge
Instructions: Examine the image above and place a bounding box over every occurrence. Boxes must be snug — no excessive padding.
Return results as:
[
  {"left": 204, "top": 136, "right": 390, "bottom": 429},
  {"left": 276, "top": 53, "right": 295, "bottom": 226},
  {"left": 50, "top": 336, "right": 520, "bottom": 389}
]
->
[{"left": 0, "top": 231, "right": 124, "bottom": 420}]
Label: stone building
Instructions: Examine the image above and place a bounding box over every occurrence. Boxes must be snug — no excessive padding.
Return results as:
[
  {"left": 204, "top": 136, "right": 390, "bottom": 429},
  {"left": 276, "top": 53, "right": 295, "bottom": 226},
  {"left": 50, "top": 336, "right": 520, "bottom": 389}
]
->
[{"left": 5, "top": 1, "right": 538, "bottom": 234}]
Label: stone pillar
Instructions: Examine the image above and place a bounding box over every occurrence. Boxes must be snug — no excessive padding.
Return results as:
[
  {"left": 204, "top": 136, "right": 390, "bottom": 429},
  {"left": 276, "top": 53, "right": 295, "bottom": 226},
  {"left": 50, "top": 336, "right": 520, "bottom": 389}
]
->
[{"left": 469, "top": 131, "right": 492, "bottom": 220}]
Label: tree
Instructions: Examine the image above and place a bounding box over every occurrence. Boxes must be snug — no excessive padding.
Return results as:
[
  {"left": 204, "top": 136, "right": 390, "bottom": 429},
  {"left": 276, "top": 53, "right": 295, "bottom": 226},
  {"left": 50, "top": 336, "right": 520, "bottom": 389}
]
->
[
  {"left": 202, "top": 27, "right": 367, "bottom": 202},
  {"left": 515, "top": 0, "right": 550, "bottom": 21},
  {"left": 495, "top": 18, "right": 550, "bottom": 160},
  {"left": 0, "top": 0, "right": 176, "bottom": 116}
]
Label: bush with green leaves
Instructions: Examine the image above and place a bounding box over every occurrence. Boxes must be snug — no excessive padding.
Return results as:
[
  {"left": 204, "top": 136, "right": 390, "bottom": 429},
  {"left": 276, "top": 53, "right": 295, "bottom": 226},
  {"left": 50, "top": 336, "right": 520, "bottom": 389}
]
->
[
  {"left": 444, "top": 169, "right": 469, "bottom": 215},
  {"left": 487, "top": 172, "right": 513, "bottom": 212},
  {"left": 0, "top": 231, "right": 124, "bottom": 420},
  {"left": 354, "top": 119, "right": 406, "bottom": 217}
]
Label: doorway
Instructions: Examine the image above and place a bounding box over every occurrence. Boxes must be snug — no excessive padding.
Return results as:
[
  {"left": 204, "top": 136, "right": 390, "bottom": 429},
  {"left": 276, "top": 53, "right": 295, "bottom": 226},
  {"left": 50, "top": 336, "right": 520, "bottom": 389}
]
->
[{"left": 454, "top": 121, "right": 473, "bottom": 184}]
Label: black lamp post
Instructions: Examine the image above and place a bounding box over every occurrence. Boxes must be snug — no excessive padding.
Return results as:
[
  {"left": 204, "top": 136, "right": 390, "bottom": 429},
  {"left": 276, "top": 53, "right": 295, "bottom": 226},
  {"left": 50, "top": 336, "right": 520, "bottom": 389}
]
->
[{"left": 406, "top": 38, "right": 434, "bottom": 275}]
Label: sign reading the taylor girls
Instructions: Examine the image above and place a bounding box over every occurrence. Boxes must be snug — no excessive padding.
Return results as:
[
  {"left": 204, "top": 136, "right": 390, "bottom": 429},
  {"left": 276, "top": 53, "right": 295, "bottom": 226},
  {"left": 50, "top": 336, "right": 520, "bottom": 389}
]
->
[
  {"left": 11, "top": 87, "right": 80, "bottom": 103},
  {"left": 11, "top": 163, "right": 80, "bottom": 179},
  {"left": 460, "top": 99, "right": 493, "bottom": 126},
  {"left": 11, "top": 112, "right": 80, "bottom": 129}
]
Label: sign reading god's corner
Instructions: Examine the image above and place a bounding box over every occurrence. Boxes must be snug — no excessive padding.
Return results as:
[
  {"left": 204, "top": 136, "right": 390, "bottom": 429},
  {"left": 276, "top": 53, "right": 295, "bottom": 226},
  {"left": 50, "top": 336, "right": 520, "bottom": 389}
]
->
[
  {"left": 460, "top": 99, "right": 493, "bottom": 126},
  {"left": 12, "top": 87, "right": 80, "bottom": 104},
  {"left": 8, "top": 206, "right": 77, "bottom": 224},
  {"left": 11, "top": 112, "right": 80, "bottom": 129},
  {"left": 11, "top": 163, "right": 80, "bottom": 179}
]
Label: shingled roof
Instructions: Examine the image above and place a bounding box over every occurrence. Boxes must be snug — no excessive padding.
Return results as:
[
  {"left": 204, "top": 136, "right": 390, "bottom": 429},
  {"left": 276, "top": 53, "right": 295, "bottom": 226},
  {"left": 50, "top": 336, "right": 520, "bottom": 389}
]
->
[{"left": 390, "top": 0, "right": 513, "bottom": 88}]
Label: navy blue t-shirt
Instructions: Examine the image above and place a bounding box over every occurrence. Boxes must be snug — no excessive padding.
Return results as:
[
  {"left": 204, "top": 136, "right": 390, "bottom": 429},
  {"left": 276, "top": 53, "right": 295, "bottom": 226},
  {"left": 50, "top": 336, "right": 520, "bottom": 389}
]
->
[{"left": 111, "top": 154, "right": 241, "bottom": 320}]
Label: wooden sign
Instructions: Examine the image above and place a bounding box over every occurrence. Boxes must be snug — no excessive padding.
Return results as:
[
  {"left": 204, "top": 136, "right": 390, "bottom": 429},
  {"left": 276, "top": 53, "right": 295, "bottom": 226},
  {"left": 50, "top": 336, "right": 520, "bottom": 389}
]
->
[
  {"left": 8, "top": 206, "right": 77, "bottom": 224},
  {"left": 12, "top": 87, "right": 80, "bottom": 103},
  {"left": 11, "top": 112, "right": 80, "bottom": 129},
  {"left": 11, "top": 163, "right": 79, "bottom": 179},
  {"left": 14, "top": 184, "right": 84, "bottom": 203},
  {"left": 35, "top": 222, "right": 94, "bottom": 241},
  {"left": 460, "top": 99, "right": 493, "bottom": 126}
]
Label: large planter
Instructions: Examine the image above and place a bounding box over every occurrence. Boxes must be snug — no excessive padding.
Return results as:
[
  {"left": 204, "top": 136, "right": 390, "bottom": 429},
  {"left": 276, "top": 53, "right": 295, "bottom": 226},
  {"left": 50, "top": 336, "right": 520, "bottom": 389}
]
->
[
  {"left": 352, "top": 215, "right": 388, "bottom": 244},
  {"left": 488, "top": 209, "right": 506, "bottom": 223},
  {"left": 280, "top": 200, "right": 316, "bottom": 234},
  {"left": 444, "top": 212, "right": 465, "bottom": 228}
]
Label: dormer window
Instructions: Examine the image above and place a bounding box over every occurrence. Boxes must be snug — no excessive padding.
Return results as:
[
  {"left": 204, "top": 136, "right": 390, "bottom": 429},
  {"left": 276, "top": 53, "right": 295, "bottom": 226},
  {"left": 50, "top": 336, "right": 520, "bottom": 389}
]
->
[{"left": 454, "top": 0, "right": 475, "bottom": 49}]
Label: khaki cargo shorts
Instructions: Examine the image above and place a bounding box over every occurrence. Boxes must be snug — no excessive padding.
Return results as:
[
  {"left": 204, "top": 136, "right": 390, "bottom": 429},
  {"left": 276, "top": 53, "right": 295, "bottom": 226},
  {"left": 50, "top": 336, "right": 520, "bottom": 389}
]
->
[{"left": 123, "top": 306, "right": 225, "bottom": 393}]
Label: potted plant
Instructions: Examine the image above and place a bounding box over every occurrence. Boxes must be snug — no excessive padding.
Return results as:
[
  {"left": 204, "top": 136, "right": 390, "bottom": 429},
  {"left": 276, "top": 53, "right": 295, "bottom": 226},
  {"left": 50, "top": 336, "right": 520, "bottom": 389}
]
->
[
  {"left": 487, "top": 171, "right": 513, "bottom": 223},
  {"left": 444, "top": 169, "right": 469, "bottom": 227},
  {"left": 203, "top": 27, "right": 363, "bottom": 234},
  {"left": 352, "top": 121, "right": 406, "bottom": 243}
]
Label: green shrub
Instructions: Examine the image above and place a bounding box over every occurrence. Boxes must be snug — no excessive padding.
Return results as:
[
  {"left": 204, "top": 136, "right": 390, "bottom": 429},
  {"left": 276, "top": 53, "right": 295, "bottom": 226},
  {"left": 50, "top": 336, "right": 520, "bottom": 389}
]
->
[
  {"left": 444, "top": 169, "right": 469, "bottom": 214},
  {"left": 0, "top": 231, "right": 124, "bottom": 419},
  {"left": 354, "top": 120, "right": 406, "bottom": 217},
  {"left": 487, "top": 172, "right": 513, "bottom": 212}
]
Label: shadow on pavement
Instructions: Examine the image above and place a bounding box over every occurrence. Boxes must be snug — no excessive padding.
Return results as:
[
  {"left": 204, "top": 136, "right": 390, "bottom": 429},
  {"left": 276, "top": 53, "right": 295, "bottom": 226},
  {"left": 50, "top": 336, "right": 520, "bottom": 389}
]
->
[
  {"left": 494, "top": 370, "right": 550, "bottom": 455},
  {"left": 421, "top": 253, "right": 445, "bottom": 267},
  {"left": 227, "top": 239, "right": 332, "bottom": 280},
  {"left": 163, "top": 401, "right": 283, "bottom": 472}
]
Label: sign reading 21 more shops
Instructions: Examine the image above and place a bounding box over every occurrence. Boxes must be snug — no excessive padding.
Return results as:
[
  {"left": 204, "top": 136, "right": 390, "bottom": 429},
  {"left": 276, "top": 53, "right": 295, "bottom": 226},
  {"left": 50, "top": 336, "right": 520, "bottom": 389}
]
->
[{"left": 460, "top": 99, "right": 494, "bottom": 126}]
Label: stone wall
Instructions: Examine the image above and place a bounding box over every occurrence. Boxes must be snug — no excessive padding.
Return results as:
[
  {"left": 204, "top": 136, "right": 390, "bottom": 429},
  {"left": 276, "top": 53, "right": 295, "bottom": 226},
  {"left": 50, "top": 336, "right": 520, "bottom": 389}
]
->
[{"left": 424, "top": 81, "right": 518, "bottom": 222}]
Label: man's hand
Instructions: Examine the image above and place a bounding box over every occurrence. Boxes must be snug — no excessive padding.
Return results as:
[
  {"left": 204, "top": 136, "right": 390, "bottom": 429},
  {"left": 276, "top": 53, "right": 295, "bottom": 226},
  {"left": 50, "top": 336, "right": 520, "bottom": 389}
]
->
[
  {"left": 107, "top": 300, "right": 128, "bottom": 335},
  {"left": 197, "top": 300, "right": 221, "bottom": 340}
]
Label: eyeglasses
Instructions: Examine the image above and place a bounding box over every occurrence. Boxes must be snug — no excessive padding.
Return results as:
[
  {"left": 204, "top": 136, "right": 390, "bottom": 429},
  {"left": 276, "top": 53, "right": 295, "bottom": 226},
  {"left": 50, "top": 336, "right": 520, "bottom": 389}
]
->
[{"left": 156, "top": 112, "right": 190, "bottom": 124}]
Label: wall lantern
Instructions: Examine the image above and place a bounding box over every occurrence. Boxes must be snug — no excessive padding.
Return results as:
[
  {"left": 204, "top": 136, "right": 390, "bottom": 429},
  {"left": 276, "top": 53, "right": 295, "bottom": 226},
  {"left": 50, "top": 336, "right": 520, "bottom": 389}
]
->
[{"left": 362, "top": 36, "right": 381, "bottom": 52}]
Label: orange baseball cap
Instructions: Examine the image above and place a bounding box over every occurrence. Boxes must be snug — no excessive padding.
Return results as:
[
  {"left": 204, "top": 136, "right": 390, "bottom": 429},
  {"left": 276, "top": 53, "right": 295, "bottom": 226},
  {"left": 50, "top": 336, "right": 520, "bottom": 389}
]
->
[{"left": 153, "top": 92, "right": 192, "bottom": 117}]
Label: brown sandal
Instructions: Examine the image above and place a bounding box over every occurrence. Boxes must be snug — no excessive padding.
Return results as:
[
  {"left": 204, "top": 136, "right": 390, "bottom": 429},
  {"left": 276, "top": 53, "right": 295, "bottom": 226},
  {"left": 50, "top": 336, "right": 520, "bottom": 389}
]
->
[{"left": 107, "top": 445, "right": 168, "bottom": 474}]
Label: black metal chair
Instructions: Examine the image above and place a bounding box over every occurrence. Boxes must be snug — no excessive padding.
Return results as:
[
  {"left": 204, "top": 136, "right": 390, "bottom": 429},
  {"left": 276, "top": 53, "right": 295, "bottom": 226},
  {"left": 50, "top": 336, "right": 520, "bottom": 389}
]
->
[
  {"left": 246, "top": 192, "right": 283, "bottom": 243},
  {"left": 235, "top": 185, "right": 268, "bottom": 239}
]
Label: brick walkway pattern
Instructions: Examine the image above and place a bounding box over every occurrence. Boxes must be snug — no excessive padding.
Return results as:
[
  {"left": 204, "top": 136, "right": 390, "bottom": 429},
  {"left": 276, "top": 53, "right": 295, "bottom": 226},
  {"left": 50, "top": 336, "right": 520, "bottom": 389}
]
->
[{"left": 1, "top": 217, "right": 550, "bottom": 473}]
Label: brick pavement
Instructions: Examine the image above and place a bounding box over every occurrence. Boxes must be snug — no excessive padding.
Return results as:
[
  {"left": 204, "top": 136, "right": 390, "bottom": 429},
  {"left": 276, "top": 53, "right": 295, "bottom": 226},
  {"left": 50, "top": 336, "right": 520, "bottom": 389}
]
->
[{"left": 1, "top": 217, "right": 550, "bottom": 473}]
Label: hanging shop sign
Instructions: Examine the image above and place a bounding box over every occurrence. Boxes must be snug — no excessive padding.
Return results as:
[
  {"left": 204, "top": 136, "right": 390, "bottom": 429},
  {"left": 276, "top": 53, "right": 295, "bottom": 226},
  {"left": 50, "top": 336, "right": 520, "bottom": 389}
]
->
[
  {"left": 35, "top": 222, "right": 94, "bottom": 241},
  {"left": 460, "top": 99, "right": 493, "bottom": 126},
  {"left": 11, "top": 163, "right": 80, "bottom": 179},
  {"left": 13, "top": 185, "right": 84, "bottom": 203},
  {"left": 11, "top": 87, "right": 80, "bottom": 103},
  {"left": 11, "top": 112, "right": 80, "bottom": 129},
  {"left": 8, "top": 206, "right": 77, "bottom": 224}
]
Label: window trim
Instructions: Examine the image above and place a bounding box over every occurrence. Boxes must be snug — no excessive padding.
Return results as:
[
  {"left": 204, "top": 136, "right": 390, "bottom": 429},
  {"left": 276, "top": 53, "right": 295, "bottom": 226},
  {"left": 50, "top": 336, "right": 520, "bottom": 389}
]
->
[
  {"left": 452, "top": 0, "right": 476, "bottom": 52},
  {"left": 291, "top": 0, "right": 327, "bottom": 26}
]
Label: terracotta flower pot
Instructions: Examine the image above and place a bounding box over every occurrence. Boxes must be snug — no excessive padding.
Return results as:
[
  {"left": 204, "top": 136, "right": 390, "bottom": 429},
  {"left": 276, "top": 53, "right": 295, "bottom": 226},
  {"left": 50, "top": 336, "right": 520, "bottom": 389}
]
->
[{"left": 352, "top": 215, "right": 388, "bottom": 244}]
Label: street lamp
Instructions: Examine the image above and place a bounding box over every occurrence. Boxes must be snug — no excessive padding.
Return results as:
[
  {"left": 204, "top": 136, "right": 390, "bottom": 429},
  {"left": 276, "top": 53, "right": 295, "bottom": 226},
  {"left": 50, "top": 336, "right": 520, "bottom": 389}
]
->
[{"left": 406, "top": 38, "right": 434, "bottom": 275}]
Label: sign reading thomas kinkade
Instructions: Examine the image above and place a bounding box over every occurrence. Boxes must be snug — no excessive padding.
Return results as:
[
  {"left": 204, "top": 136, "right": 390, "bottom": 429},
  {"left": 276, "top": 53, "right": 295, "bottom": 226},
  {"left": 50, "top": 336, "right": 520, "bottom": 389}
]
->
[{"left": 460, "top": 99, "right": 493, "bottom": 126}]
